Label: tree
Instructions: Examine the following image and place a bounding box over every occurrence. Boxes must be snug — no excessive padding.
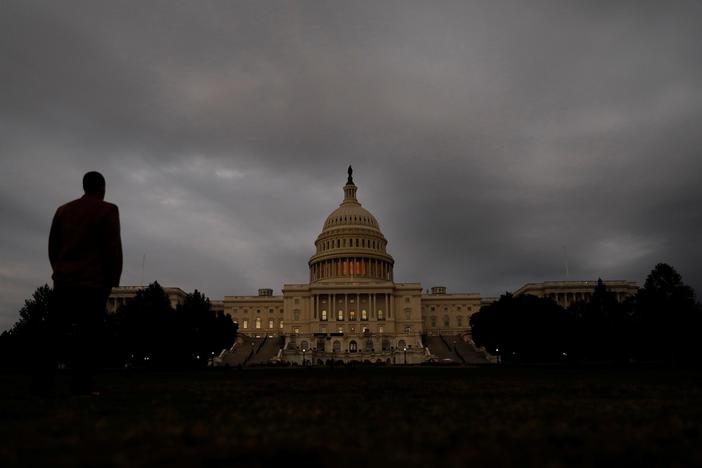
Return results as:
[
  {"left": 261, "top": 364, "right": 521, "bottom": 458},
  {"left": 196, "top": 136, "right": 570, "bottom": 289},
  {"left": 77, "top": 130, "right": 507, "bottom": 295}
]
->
[
  {"left": 470, "top": 293, "right": 572, "bottom": 362},
  {"left": 0, "top": 284, "right": 54, "bottom": 367},
  {"left": 633, "top": 263, "right": 699, "bottom": 364},
  {"left": 569, "top": 279, "right": 631, "bottom": 362},
  {"left": 176, "top": 290, "right": 238, "bottom": 366},
  {"left": 114, "top": 281, "right": 175, "bottom": 366}
]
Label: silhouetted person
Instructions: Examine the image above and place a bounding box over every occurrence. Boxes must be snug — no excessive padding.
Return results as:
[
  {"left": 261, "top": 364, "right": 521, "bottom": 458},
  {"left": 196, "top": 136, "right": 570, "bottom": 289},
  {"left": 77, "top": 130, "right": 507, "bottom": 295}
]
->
[{"left": 46, "top": 171, "right": 122, "bottom": 394}]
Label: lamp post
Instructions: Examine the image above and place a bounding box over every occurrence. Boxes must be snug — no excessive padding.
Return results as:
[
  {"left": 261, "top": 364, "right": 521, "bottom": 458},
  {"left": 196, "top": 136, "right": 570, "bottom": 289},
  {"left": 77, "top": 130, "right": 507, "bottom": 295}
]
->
[
  {"left": 403, "top": 347, "right": 407, "bottom": 365},
  {"left": 302, "top": 348, "right": 307, "bottom": 367}
]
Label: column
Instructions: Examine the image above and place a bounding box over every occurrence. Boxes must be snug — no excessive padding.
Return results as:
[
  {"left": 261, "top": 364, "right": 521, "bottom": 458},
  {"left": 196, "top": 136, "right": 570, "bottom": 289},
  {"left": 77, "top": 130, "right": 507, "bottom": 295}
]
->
[
  {"left": 344, "top": 294, "right": 348, "bottom": 320},
  {"left": 356, "top": 293, "right": 360, "bottom": 320}
]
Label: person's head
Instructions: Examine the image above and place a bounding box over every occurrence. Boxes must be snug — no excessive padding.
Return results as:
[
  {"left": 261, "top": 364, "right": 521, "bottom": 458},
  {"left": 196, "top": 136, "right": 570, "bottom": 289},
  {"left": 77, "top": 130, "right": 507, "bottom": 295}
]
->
[{"left": 83, "top": 171, "right": 106, "bottom": 199}]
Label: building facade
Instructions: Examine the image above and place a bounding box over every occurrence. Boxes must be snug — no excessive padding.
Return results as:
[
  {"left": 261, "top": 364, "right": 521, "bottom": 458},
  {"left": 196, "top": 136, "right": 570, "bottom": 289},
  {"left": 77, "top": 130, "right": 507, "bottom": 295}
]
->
[
  {"left": 223, "top": 169, "right": 482, "bottom": 364},
  {"left": 513, "top": 280, "right": 639, "bottom": 309}
]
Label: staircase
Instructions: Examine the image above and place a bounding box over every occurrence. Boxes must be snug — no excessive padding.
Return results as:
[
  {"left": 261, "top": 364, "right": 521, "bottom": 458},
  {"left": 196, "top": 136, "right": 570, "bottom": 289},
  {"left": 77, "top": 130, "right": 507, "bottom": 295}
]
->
[
  {"left": 424, "top": 334, "right": 490, "bottom": 364},
  {"left": 217, "top": 335, "right": 283, "bottom": 367}
]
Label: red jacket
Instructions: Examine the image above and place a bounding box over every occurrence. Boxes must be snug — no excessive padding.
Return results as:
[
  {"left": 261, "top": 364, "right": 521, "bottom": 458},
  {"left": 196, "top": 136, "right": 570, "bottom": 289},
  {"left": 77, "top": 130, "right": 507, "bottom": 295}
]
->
[{"left": 49, "top": 194, "right": 123, "bottom": 289}]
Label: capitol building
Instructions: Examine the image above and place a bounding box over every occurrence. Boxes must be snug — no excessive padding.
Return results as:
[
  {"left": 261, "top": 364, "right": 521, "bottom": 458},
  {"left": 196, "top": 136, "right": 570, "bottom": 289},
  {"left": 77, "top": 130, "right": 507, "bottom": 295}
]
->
[{"left": 221, "top": 168, "right": 483, "bottom": 364}]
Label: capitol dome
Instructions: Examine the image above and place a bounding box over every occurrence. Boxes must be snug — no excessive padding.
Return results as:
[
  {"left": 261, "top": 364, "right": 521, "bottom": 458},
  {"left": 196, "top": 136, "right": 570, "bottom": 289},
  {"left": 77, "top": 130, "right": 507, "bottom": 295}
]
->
[{"left": 308, "top": 168, "right": 394, "bottom": 282}]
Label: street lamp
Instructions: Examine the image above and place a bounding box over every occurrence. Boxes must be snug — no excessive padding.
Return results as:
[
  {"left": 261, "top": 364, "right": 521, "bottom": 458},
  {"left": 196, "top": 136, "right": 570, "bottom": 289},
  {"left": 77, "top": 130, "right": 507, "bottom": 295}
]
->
[{"left": 302, "top": 348, "right": 307, "bottom": 367}]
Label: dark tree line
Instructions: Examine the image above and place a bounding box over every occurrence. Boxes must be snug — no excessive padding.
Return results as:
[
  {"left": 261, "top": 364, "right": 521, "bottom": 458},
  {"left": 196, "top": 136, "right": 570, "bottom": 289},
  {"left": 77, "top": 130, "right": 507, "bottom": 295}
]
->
[
  {"left": 0, "top": 282, "right": 237, "bottom": 369},
  {"left": 470, "top": 263, "right": 701, "bottom": 365}
]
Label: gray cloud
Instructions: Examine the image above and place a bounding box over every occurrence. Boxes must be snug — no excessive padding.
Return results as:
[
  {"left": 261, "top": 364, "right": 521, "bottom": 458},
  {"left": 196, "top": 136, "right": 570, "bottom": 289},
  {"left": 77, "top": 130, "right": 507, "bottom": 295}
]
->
[{"left": 2, "top": 0, "right": 701, "bottom": 330}]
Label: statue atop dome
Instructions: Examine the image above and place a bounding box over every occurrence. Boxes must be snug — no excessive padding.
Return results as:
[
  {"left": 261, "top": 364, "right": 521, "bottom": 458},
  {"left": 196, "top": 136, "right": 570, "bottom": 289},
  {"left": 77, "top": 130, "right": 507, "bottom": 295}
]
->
[{"left": 347, "top": 165, "right": 354, "bottom": 185}]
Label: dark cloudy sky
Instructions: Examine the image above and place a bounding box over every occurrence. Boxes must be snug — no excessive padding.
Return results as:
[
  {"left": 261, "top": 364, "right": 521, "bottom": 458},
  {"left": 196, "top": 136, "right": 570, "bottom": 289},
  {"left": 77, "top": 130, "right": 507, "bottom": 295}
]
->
[{"left": 2, "top": 1, "right": 701, "bottom": 330}]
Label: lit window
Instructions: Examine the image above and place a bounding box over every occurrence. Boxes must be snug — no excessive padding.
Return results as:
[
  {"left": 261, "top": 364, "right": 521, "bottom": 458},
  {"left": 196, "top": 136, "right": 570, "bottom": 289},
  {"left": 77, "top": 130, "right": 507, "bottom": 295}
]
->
[
  {"left": 269, "top": 319, "right": 274, "bottom": 329},
  {"left": 378, "top": 326, "right": 384, "bottom": 334},
  {"left": 349, "top": 310, "right": 356, "bottom": 320},
  {"left": 256, "top": 317, "right": 261, "bottom": 329},
  {"left": 361, "top": 309, "right": 368, "bottom": 320},
  {"left": 243, "top": 319, "right": 248, "bottom": 329},
  {"left": 294, "top": 327, "right": 300, "bottom": 334},
  {"left": 377, "top": 309, "right": 385, "bottom": 321},
  {"left": 338, "top": 326, "right": 343, "bottom": 333},
  {"left": 337, "top": 310, "right": 344, "bottom": 321},
  {"left": 321, "top": 309, "right": 328, "bottom": 321},
  {"left": 280, "top": 320, "right": 284, "bottom": 329},
  {"left": 404, "top": 326, "right": 411, "bottom": 334}
]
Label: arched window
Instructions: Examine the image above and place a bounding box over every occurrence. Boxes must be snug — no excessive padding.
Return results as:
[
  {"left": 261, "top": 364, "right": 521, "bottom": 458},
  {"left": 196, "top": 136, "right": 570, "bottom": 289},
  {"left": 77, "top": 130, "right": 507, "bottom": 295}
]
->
[
  {"left": 365, "top": 338, "right": 373, "bottom": 352},
  {"left": 293, "top": 309, "right": 300, "bottom": 321},
  {"left": 337, "top": 309, "right": 344, "bottom": 321},
  {"left": 430, "top": 316, "right": 437, "bottom": 327},
  {"left": 268, "top": 319, "right": 274, "bottom": 329},
  {"left": 243, "top": 319, "right": 248, "bottom": 329},
  {"left": 382, "top": 339, "right": 390, "bottom": 351},
  {"left": 349, "top": 341, "right": 358, "bottom": 353},
  {"left": 300, "top": 340, "right": 309, "bottom": 351},
  {"left": 398, "top": 339, "right": 406, "bottom": 349},
  {"left": 349, "top": 310, "right": 356, "bottom": 320},
  {"left": 443, "top": 315, "right": 450, "bottom": 327},
  {"left": 377, "top": 309, "right": 385, "bottom": 321},
  {"left": 333, "top": 340, "right": 341, "bottom": 352},
  {"left": 361, "top": 309, "right": 368, "bottom": 320},
  {"left": 316, "top": 338, "right": 325, "bottom": 352},
  {"left": 280, "top": 320, "right": 284, "bottom": 329},
  {"left": 321, "top": 309, "right": 327, "bottom": 321},
  {"left": 255, "top": 317, "right": 261, "bottom": 329}
]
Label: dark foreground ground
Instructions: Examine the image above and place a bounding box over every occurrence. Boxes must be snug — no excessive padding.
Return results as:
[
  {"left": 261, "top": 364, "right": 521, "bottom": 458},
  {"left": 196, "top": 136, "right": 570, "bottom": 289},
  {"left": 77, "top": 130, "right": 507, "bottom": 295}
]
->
[{"left": 1, "top": 366, "right": 701, "bottom": 467}]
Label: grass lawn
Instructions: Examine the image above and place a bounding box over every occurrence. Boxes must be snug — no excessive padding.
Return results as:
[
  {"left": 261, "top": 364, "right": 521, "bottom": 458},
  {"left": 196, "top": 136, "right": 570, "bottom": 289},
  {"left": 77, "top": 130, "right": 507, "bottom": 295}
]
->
[{"left": 1, "top": 366, "right": 701, "bottom": 467}]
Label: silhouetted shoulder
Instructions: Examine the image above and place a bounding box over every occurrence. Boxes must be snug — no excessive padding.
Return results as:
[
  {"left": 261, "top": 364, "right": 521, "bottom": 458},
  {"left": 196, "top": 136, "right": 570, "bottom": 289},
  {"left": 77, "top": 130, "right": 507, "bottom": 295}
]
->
[{"left": 103, "top": 201, "right": 119, "bottom": 212}]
